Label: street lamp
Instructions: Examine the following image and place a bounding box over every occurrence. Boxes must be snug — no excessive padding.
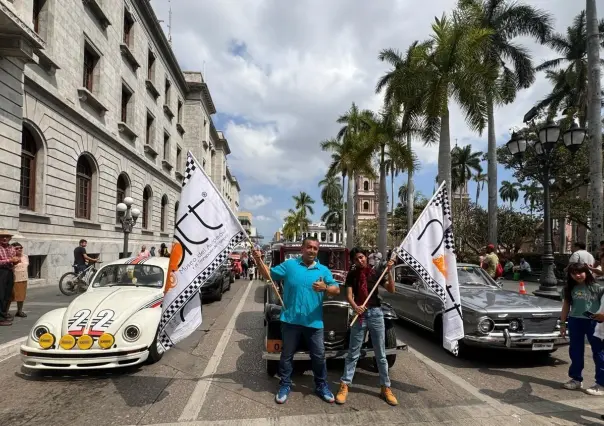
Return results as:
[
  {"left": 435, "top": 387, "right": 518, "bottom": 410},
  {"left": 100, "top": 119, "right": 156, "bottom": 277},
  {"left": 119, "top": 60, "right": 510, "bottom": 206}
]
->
[
  {"left": 506, "top": 120, "right": 587, "bottom": 299},
  {"left": 116, "top": 196, "right": 140, "bottom": 259}
]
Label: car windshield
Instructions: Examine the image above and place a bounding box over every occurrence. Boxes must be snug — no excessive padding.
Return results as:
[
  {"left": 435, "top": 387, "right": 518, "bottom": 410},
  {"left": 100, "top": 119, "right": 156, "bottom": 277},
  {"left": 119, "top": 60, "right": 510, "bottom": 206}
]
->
[
  {"left": 457, "top": 266, "right": 498, "bottom": 288},
  {"left": 92, "top": 264, "right": 164, "bottom": 289}
]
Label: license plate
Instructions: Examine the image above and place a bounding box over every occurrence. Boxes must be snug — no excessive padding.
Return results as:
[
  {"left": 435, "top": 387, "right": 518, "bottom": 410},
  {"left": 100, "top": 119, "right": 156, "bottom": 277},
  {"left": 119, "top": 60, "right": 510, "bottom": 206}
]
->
[
  {"left": 266, "top": 339, "right": 282, "bottom": 353},
  {"left": 532, "top": 342, "right": 554, "bottom": 351}
]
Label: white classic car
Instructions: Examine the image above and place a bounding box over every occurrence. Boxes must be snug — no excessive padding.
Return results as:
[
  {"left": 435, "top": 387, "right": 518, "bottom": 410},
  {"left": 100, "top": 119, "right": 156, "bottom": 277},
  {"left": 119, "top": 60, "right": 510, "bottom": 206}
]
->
[{"left": 21, "top": 257, "right": 174, "bottom": 370}]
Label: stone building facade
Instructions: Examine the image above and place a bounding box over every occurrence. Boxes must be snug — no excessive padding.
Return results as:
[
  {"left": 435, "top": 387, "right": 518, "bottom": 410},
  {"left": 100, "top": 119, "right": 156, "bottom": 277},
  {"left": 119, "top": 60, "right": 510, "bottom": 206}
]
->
[
  {"left": 301, "top": 222, "right": 338, "bottom": 244},
  {"left": 0, "top": 0, "right": 240, "bottom": 285}
]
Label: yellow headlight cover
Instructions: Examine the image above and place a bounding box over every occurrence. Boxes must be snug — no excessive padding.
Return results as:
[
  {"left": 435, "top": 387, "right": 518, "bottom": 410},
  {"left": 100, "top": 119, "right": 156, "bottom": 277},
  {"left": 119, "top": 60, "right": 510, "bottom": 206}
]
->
[
  {"left": 39, "top": 333, "right": 55, "bottom": 349},
  {"left": 59, "top": 334, "right": 76, "bottom": 350},
  {"left": 98, "top": 333, "right": 114, "bottom": 349},
  {"left": 77, "top": 334, "right": 94, "bottom": 350}
]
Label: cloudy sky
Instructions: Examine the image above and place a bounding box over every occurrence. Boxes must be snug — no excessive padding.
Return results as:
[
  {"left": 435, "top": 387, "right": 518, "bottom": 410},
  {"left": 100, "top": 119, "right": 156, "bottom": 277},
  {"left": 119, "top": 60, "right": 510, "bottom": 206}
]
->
[{"left": 153, "top": 0, "right": 586, "bottom": 241}]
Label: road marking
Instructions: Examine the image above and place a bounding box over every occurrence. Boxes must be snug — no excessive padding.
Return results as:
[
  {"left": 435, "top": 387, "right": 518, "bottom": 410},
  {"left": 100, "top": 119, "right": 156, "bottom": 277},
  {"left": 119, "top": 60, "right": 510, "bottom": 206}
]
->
[
  {"left": 179, "top": 280, "right": 255, "bottom": 422},
  {"left": 0, "top": 336, "right": 27, "bottom": 363}
]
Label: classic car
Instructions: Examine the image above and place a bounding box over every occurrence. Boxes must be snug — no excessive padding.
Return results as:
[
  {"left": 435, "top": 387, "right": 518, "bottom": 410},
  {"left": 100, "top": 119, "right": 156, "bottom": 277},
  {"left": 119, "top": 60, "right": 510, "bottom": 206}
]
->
[
  {"left": 20, "top": 257, "right": 181, "bottom": 370},
  {"left": 380, "top": 262, "right": 568, "bottom": 353},
  {"left": 262, "top": 242, "right": 407, "bottom": 376},
  {"left": 229, "top": 253, "right": 243, "bottom": 279},
  {"left": 200, "top": 263, "right": 232, "bottom": 301}
]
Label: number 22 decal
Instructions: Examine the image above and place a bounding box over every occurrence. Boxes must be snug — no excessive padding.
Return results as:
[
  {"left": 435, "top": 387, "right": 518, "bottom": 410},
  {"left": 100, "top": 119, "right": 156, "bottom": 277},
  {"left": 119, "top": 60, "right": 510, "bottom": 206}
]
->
[{"left": 67, "top": 309, "right": 115, "bottom": 335}]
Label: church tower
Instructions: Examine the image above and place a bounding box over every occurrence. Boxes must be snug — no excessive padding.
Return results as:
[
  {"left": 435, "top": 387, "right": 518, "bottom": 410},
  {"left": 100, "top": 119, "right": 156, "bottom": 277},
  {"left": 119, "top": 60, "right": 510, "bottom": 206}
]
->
[{"left": 354, "top": 175, "right": 379, "bottom": 225}]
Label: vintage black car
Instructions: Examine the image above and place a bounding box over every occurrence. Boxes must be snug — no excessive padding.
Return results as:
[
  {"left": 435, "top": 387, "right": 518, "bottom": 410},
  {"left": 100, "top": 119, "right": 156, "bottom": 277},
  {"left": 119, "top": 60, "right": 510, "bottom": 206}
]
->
[{"left": 262, "top": 242, "right": 407, "bottom": 376}]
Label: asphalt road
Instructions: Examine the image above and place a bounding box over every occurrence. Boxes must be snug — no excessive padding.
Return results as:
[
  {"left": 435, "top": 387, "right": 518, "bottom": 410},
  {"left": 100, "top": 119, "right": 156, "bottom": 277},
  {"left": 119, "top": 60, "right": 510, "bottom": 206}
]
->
[{"left": 2, "top": 279, "right": 604, "bottom": 425}]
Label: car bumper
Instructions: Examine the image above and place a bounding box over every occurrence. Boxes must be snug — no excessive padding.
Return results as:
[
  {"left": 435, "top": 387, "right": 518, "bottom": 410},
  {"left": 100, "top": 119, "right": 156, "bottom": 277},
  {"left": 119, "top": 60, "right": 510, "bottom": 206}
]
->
[
  {"left": 262, "top": 339, "right": 408, "bottom": 360},
  {"left": 463, "top": 331, "right": 569, "bottom": 350},
  {"left": 20, "top": 344, "right": 149, "bottom": 370}
]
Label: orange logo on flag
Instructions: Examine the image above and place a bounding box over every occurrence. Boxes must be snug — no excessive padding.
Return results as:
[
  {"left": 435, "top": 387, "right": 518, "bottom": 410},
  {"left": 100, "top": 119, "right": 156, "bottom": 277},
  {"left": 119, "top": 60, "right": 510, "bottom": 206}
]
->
[
  {"left": 432, "top": 255, "right": 447, "bottom": 278},
  {"left": 165, "top": 242, "right": 183, "bottom": 294}
]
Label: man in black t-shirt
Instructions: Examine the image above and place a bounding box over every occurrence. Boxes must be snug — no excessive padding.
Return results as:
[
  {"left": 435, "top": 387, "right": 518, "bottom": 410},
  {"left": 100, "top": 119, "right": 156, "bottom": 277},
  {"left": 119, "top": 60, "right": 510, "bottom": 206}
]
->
[
  {"left": 336, "top": 247, "right": 397, "bottom": 406},
  {"left": 73, "top": 239, "right": 98, "bottom": 273}
]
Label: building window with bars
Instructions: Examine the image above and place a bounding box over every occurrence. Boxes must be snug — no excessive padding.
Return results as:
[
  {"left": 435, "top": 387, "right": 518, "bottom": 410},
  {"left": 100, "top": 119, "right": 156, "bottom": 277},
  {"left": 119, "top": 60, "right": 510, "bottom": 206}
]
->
[
  {"left": 20, "top": 127, "right": 38, "bottom": 210},
  {"left": 83, "top": 44, "right": 99, "bottom": 92},
  {"left": 76, "top": 156, "right": 93, "bottom": 219},
  {"left": 142, "top": 186, "right": 152, "bottom": 229}
]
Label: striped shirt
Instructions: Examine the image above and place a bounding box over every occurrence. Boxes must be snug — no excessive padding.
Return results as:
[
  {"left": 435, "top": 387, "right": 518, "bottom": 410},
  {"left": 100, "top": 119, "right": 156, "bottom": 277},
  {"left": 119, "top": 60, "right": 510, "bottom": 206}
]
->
[
  {"left": 0, "top": 244, "right": 15, "bottom": 269},
  {"left": 270, "top": 257, "right": 337, "bottom": 329}
]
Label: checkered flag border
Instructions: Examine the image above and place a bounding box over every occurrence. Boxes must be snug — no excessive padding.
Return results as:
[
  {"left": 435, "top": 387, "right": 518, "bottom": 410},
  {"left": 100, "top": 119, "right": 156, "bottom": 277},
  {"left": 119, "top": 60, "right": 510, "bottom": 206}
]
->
[
  {"left": 396, "top": 249, "right": 446, "bottom": 302},
  {"left": 430, "top": 185, "right": 456, "bottom": 254},
  {"left": 158, "top": 231, "right": 245, "bottom": 350},
  {"left": 181, "top": 153, "right": 197, "bottom": 188}
]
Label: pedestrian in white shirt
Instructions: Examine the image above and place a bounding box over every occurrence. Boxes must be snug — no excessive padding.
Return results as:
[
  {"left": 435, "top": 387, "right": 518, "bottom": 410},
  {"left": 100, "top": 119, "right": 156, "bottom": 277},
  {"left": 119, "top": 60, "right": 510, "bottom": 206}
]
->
[{"left": 569, "top": 242, "right": 595, "bottom": 267}]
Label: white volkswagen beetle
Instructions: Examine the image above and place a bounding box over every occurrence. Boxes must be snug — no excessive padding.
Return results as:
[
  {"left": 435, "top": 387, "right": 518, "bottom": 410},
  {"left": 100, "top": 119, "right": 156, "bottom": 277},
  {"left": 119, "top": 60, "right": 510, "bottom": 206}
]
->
[{"left": 21, "top": 256, "right": 173, "bottom": 370}]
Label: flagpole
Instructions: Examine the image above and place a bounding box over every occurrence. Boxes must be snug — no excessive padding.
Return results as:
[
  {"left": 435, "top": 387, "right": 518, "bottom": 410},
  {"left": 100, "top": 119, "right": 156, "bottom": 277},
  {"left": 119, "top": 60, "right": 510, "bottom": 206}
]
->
[
  {"left": 247, "top": 238, "right": 286, "bottom": 308},
  {"left": 349, "top": 251, "right": 397, "bottom": 327}
]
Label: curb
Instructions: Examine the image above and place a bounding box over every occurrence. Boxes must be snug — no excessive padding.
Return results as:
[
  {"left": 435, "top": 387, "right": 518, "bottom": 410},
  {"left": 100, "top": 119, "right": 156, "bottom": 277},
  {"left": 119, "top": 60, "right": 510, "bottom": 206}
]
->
[{"left": 0, "top": 336, "right": 26, "bottom": 362}]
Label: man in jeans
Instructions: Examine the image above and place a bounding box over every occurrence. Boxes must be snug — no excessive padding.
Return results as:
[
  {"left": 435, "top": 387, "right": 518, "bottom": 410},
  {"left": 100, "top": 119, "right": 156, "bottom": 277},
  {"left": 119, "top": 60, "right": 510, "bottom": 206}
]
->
[
  {"left": 0, "top": 230, "right": 19, "bottom": 326},
  {"left": 73, "top": 239, "right": 98, "bottom": 274},
  {"left": 254, "top": 237, "right": 339, "bottom": 404}
]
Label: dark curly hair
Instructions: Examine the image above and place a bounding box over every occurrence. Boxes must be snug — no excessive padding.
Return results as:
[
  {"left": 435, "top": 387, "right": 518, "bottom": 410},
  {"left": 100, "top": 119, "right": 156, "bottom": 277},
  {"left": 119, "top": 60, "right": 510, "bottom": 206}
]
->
[{"left": 563, "top": 262, "right": 596, "bottom": 301}]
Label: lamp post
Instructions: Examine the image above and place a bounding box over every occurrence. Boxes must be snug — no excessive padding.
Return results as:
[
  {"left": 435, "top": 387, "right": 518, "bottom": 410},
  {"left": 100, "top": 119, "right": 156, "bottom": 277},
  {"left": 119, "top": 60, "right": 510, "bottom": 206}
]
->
[
  {"left": 116, "top": 197, "right": 141, "bottom": 259},
  {"left": 506, "top": 121, "right": 587, "bottom": 299}
]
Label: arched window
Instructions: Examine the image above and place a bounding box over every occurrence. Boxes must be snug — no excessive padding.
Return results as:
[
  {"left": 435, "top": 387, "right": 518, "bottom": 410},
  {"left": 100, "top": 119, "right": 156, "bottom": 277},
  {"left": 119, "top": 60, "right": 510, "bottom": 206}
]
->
[
  {"left": 76, "top": 156, "right": 93, "bottom": 219},
  {"left": 363, "top": 180, "right": 369, "bottom": 191},
  {"left": 329, "top": 233, "right": 334, "bottom": 242},
  {"left": 116, "top": 173, "right": 129, "bottom": 223},
  {"left": 363, "top": 201, "right": 369, "bottom": 212},
  {"left": 20, "top": 127, "right": 38, "bottom": 210},
  {"left": 174, "top": 201, "right": 180, "bottom": 225},
  {"left": 160, "top": 195, "right": 169, "bottom": 232},
  {"left": 320, "top": 232, "right": 326, "bottom": 242},
  {"left": 142, "top": 186, "right": 152, "bottom": 229}
]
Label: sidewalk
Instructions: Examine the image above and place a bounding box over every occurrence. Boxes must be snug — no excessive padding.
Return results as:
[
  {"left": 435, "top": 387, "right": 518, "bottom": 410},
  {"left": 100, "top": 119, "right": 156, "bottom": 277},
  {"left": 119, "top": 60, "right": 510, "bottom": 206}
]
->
[{"left": 0, "top": 285, "right": 76, "bottom": 346}]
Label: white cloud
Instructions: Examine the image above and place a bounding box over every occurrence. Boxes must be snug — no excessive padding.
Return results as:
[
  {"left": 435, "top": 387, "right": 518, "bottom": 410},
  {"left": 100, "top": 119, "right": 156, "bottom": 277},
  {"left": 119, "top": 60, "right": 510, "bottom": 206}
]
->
[
  {"left": 243, "top": 194, "right": 272, "bottom": 209},
  {"left": 255, "top": 215, "right": 274, "bottom": 222}
]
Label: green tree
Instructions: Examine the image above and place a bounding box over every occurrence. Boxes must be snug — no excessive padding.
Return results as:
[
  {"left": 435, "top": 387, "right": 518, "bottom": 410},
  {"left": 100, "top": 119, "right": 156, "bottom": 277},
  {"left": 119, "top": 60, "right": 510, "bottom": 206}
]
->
[
  {"left": 472, "top": 170, "right": 488, "bottom": 205},
  {"left": 321, "top": 203, "right": 343, "bottom": 244},
  {"left": 521, "top": 182, "right": 542, "bottom": 216},
  {"left": 458, "top": 0, "right": 552, "bottom": 247},
  {"left": 293, "top": 192, "right": 315, "bottom": 218},
  {"left": 451, "top": 144, "right": 483, "bottom": 203},
  {"left": 318, "top": 175, "right": 342, "bottom": 209},
  {"left": 499, "top": 180, "right": 520, "bottom": 208}
]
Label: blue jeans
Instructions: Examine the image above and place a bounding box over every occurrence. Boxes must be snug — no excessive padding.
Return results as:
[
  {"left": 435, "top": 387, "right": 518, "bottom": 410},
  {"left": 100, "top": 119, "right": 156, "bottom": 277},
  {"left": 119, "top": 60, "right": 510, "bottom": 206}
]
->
[
  {"left": 568, "top": 316, "right": 604, "bottom": 385},
  {"left": 279, "top": 322, "right": 328, "bottom": 388},
  {"left": 341, "top": 307, "right": 390, "bottom": 387}
]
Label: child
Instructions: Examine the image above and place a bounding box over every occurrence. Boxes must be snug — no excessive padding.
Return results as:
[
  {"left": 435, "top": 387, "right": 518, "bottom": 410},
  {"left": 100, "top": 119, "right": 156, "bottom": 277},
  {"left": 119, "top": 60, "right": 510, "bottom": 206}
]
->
[
  {"left": 248, "top": 264, "right": 256, "bottom": 280},
  {"left": 561, "top": 262, "right": 604, "bottom": 395}
]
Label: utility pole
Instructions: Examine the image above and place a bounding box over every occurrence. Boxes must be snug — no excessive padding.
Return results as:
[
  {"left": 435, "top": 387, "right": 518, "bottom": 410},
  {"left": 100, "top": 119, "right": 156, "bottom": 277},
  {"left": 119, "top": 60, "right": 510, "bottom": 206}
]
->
[{"left": 586, "top": 0, "right": 603, "bottom": 253}]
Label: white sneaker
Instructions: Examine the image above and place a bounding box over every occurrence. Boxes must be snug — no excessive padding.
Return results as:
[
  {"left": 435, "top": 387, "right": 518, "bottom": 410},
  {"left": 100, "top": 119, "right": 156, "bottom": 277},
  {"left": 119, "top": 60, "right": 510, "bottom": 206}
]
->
[
  {"left": 563, "top": 379, "right": 583, "bottom": 390},
  {"left": 585, "top": 385, "right": 604, "bottom": 396}
]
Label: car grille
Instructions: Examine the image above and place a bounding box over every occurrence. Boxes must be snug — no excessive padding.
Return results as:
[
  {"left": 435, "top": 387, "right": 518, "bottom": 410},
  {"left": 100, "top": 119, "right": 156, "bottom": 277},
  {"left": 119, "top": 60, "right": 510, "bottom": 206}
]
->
[
  {"left": 522, "top": 316, "right": 558, "bottom": 333},
  {"left": 323, "top": 304, "right": 349, "bottom": 349}
]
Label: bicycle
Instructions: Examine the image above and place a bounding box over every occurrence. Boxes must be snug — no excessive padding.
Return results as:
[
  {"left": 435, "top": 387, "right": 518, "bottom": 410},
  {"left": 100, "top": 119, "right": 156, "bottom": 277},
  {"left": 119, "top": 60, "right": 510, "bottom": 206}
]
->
[{"left": 58, "top": 261, "right": 102, "bottom": 296}]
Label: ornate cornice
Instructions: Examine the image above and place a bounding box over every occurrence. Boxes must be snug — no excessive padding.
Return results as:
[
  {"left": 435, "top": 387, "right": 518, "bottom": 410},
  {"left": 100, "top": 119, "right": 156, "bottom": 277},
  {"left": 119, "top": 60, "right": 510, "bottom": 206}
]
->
[{"left": 0, "top": 0, "right": 45, "bottom": 49}]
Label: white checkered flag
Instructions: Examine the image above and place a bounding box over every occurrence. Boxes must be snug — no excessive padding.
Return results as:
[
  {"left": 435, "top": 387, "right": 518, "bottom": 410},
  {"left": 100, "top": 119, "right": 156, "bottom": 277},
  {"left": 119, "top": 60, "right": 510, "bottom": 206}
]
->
[
  {"left": 157, "top": 151, "right": 246, "bottom": 353},
  {"left": 395, "top": 181, "right": 464, "bottom": 355}
]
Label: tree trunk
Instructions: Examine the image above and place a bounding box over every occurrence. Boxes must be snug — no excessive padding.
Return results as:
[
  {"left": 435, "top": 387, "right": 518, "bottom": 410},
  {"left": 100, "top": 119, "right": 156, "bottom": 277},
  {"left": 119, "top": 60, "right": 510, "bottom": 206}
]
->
[
  {"left": 486, "top": 93, "right": 498, "bottom": 246},
  {"left": 438, "top": 108, "right": 452, "bottom": 209},
  {"left": 406, "top": 133, "right": 414, "bottom": 232},
  {"left": 378, "top": 145, "right": 388, "bottom": 257},
  {"left": 587, "top": 0, "right": 603, "bottom": 253},
  {"left": 341, "top": 172, "right": 346, "bottom": 245},
  {"left": 559, "top": 217, "right": 566, "bottom": 254},
  {"left": 346, "top": 173, "right": 354, "bottom": 249},
  {"left": 390, "top": 170, "right": 395, "bottom": 247}
]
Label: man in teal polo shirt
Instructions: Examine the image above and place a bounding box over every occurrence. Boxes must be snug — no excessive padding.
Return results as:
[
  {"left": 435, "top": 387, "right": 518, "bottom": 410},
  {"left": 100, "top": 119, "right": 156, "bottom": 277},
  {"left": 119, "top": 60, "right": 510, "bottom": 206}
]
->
[{"left": 254, "top": 237, "right": 339, "bottom": 404}]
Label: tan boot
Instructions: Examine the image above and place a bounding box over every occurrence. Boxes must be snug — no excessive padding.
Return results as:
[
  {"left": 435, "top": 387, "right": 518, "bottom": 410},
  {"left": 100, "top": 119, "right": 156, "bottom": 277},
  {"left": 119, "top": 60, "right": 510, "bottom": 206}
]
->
[
  {"left": 335, "top": 383, "right": 348, "bottom": 404},
  {"left": 381, "top": 386, "right": 398, "bottom": 406}
]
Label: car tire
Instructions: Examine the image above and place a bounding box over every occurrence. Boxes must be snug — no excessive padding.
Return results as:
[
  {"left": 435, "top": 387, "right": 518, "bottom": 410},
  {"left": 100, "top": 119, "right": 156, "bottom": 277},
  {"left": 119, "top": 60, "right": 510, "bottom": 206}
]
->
[
  {"left": 266, "top": 359, "right": 279, "bottom": 377},
  {"left": 147, "top": 332, "right": 164, "bottom": 364},
  {"left": 214, "top": 281, "right": 223, "bottom": 302}
]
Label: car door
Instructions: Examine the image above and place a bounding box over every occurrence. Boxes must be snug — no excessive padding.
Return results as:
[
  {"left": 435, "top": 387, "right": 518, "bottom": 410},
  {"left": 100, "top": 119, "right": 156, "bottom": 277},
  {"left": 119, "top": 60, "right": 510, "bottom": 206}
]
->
[{"left": 381, "top": 265, "right": 427, "bottom": 325}]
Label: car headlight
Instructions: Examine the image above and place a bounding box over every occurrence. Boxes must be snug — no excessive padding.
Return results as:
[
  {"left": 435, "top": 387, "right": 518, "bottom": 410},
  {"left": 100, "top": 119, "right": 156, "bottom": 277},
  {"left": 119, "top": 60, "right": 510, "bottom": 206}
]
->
[
  {"left": 123, "top": 325, "right": 141, "bottom": 342},
  {"left": 77, "top": 335, "right": 94, "bottom": 350},
  {"left": 509, "top": 319, "right": 520, "bottom": 332},
  {"left": 39, "top": 333, "right": 55, "bottom": 349},
  {"left": 98, "top": 333, "right": 115, "bottom": 349},
  {"left": 32, "top": 326, "right": 49, "bottom": 342},
  {"left": 59, "top": 334, "right": 76, "bottom": 350},
  {"left": 477, "top": 317, "right": 494, "bottom": 334}
]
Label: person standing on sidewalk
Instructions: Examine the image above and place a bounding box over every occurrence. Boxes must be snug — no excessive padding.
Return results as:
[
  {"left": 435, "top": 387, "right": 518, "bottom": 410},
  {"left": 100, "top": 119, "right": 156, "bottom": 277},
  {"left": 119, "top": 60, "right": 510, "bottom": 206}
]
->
[
  {"left": 7, "top": 242, "right": 28, "bottom": 318},
  {"left": 0, "top": 230, "right": 20, "bottom": 326},
  {"left": 482, "top": 244, "right": 499, "bottom": 279},
  {"left": 335, "top": 247, "right": 398, "bottom": 406},
  {"left": 253, "top": 237, "right": 339, "bottom": 405},
  {"left": 560, "top": 262, "right": 604, "bottom": 395}
]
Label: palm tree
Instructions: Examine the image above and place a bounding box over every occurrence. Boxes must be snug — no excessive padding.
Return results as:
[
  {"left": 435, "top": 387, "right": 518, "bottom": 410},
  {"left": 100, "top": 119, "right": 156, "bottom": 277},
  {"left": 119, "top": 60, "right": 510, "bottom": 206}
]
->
[
  {"left": 293, "top": 192, "right": 315, "bottom": 218},
  {"left": 398, "top": 183, "right": 409, "bottom": 207},
  {"left": 472, "top": 170, "right": 488, "bottom": 205},
  {"left": 321, "top": 137, "right": 351, "bottom": 246},
  {"left": 499, "top": 180, "right": 520, "bottom": 208},
  {"left": 451, "top": 144, "right": 483, "bottom": 202},
  {"left": 521, "top": 182, "right": 542, "bottom": 216},
  {"left": 533, "top": 10, "right": 604, "bottom": 126},
  {"left": 321, "top": 203, "right": 343, "bottom": 244},
  {"left": 318, "top": 175, "right": 342, "bottom": 209},
  {"left": 458, "top": 0, "right": 553, "bottom": 247}
]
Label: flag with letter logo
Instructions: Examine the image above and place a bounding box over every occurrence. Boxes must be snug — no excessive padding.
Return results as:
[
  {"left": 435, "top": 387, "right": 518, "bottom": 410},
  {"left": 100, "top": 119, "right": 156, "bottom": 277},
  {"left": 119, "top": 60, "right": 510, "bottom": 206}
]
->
[
  {"left": 395, "top": 182, "right": 464, "bottom": 354},
  {"left": 157, "top": 152, "right": 246, "bottom": 352}
]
